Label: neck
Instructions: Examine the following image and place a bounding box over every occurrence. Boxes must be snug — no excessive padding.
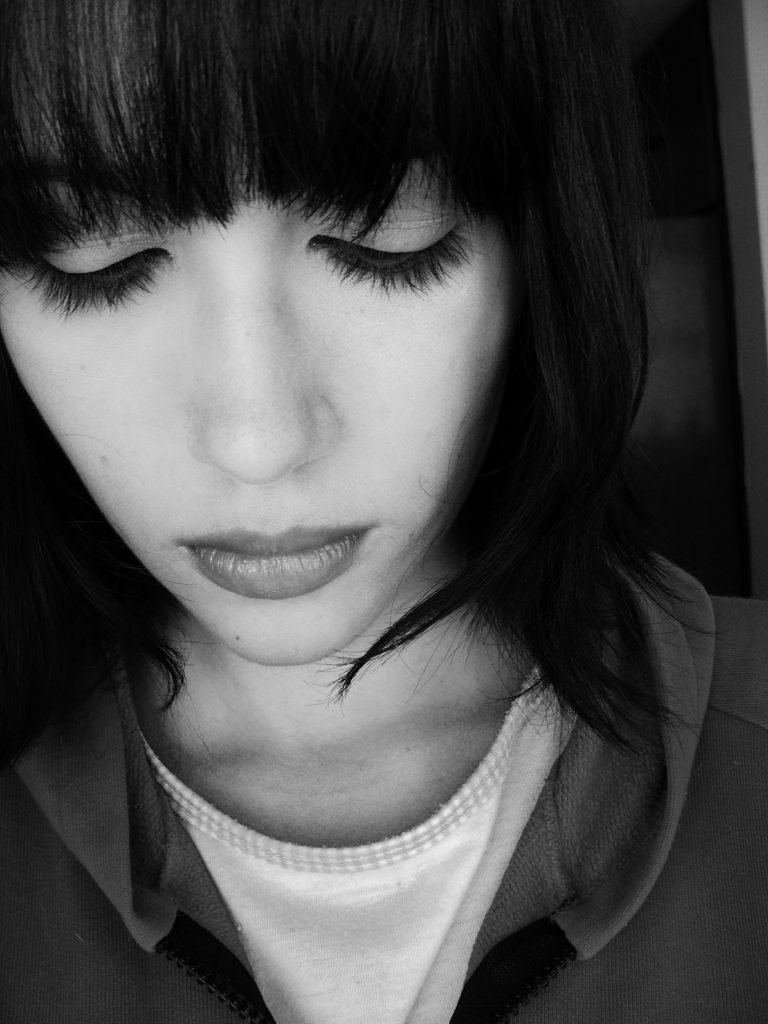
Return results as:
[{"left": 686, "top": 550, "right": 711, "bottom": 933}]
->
[
  {"left": 133, "top": 610, "right": 522, "bottom": 844},
  {"left": 142, "top": 608, "right": 512, "bottom": 751}
]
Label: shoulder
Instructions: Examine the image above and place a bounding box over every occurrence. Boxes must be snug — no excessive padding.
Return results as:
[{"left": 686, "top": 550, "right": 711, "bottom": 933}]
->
[
  {"left": 708, "top": 594, "right": 768, "bottom": 731},
  {"left": 642, "top": 562, "right": 768, "bottom": 733}
]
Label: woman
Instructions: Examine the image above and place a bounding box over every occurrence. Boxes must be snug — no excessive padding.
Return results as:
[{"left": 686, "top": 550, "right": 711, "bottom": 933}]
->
[{"left": 0, "top": 0, "right": 765, "bottom": 1020}]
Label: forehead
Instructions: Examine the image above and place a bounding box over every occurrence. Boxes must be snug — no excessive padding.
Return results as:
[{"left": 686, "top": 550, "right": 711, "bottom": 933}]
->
[{"left": 0, "top": 0, "right": 525, "bottom": 259}]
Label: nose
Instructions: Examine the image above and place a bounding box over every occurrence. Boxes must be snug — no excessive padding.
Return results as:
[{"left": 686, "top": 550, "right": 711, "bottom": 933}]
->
[{"left": 186, "top": 290, "right": 335, "bottom": 487}]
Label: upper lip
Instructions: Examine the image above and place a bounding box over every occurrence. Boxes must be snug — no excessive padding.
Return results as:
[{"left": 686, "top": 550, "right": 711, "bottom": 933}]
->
[{"left": 182, "top": 526, "right": 369, "bottom": 558}]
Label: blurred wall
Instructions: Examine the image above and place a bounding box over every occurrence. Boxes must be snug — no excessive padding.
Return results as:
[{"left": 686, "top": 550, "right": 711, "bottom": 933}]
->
[
  {"left": 629, "top": 1, "right": 749, "bottom": 594},
  {"left": 709, "top": 0, "right": 768, "bottom": 595}
]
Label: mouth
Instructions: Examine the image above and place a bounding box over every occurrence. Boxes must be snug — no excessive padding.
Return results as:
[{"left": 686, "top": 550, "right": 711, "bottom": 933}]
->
[{"left": 184, "top": 527, "right": 368, "bottom": 600}]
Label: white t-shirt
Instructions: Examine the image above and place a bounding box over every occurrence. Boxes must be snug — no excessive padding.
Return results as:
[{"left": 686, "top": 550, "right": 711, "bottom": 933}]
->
[{"left": 146, "top": 687, "right": 570, "bottom": 1024}]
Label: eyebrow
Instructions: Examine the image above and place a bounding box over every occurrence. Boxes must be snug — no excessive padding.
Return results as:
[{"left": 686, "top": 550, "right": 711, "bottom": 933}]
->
[
  {"left": 20, "top": 167, "right": 173, "bottom": 235},
  {"left": 20, "top": 159, "right": 82, "bottom": 187},
  {"left": 22, "top": 161, "right": 144, "bottom": 208},
  {"left": 377, "top": 211, "right": 453, "bottom": 227},
  {"left": 22, "top": 158, "right": 458, "bottom": 247}
]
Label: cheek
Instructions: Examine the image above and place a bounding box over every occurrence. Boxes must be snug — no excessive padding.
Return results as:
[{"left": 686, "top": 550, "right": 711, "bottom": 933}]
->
[
  {"left": 2, "top": 291, "right": 98, "bottom": 423},
  {"left": 422, "top": 276, "right": 515, "bottom": 452},
  {"left": 7, "top": 347, "right": 116, "bottom": 464},
  {"left": 1, "top": 305, "right": 158, "bottom": 528},
  {"left": 430, "top": 297, "right": 515, "bottom": 495},
  {"left": 361, "top": 300, "right": 513, "bottom": 515}
]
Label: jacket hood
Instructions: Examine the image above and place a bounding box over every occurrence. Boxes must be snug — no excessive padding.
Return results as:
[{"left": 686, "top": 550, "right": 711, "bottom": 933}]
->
[
  {"left": 554, "top": 566, "right": 714, "bottom": 957},
  {"left": 13, "top": 564, "right": 716, "bottom": 970},
  {"left": 14, "top": 672, "right": 248, "bottom": 962},
  {"left": 470, "top": 563, "right": 715, "bottom": 966}
]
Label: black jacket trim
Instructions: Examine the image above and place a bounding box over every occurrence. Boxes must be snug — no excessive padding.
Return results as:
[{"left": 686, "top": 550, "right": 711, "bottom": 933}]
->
[
  {"left": 450, "top": 918, "right": 577, "bottom": 1022},
  {"left": 157, "top": 912, "right": 275, "bottom": 1022}
]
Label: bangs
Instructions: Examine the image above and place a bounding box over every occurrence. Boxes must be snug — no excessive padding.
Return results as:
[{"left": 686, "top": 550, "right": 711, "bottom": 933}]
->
[{"left": 0, "top": 0, "right": 528, "bottom": 258}]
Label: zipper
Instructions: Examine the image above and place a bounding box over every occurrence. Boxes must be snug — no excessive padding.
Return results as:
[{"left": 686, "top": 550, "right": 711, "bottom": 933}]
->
[
  {"left": 156, "top": 913, "right": 275, "bottom": 1023},
  {"left": 504, "top": 944, "right": 576, "bottom": 1018},
  {"left": 450, "top": 918, "right": 577, "bottom": 1023}
]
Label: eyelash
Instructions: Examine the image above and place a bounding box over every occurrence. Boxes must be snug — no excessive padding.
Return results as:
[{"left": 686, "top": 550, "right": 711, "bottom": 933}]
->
[
  {"left": 309, "top": 231, "right": 469, "bottom": 296},
  {"left": 21, "top": 230, "right": 470, "bottom": 317},
  {"left": 24, "top": 249, "right": 169, "bottom": 318}
]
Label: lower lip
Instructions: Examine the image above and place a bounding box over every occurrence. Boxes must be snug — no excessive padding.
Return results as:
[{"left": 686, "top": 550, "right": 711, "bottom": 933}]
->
[{"left": 187, "top": 533, "right": 365, "bottom": 600}]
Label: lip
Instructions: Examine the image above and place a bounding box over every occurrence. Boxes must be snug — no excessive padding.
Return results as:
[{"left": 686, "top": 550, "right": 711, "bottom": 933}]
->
[{"left": 184, "top": 527, "right": 368, "bottom": 600}]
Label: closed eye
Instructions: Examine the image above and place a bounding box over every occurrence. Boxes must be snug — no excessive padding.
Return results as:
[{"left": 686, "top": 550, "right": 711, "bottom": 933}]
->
[
  {"left": 12, "top": 223, "right": 471, "bottom": 316},
  {"left": 308, "top": 232, "right": 470, "bottom": 295},
  {"left": 21, "top": 248, "right": 172, "bottom": 317}
]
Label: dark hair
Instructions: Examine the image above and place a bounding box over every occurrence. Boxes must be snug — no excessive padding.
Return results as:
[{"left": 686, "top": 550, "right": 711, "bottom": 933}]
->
[{"left": 0, "top": 0, "right": 663, "bottom": 767}]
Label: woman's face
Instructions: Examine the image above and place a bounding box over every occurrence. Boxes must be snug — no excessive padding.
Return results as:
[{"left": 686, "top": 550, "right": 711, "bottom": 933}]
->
[{"left": 0, "top": 184, "right": 515, "bottom": 668}]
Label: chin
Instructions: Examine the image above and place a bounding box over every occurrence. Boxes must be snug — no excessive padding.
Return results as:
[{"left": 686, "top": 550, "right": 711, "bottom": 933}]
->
[
  {"left": 186, "top": 600, "right": 387, "bottom": 670},
  {"left": 211, "top": 635, "right": 370, "bottom": 682},
  {"left": 171, "top": 553, "right": 424, "bottom": 670}
]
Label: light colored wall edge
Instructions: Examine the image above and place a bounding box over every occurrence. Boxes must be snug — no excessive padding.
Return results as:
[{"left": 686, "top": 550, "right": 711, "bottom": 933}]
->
[{"left": 709, "top": 0, "right": 768, "bottom": 595}]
